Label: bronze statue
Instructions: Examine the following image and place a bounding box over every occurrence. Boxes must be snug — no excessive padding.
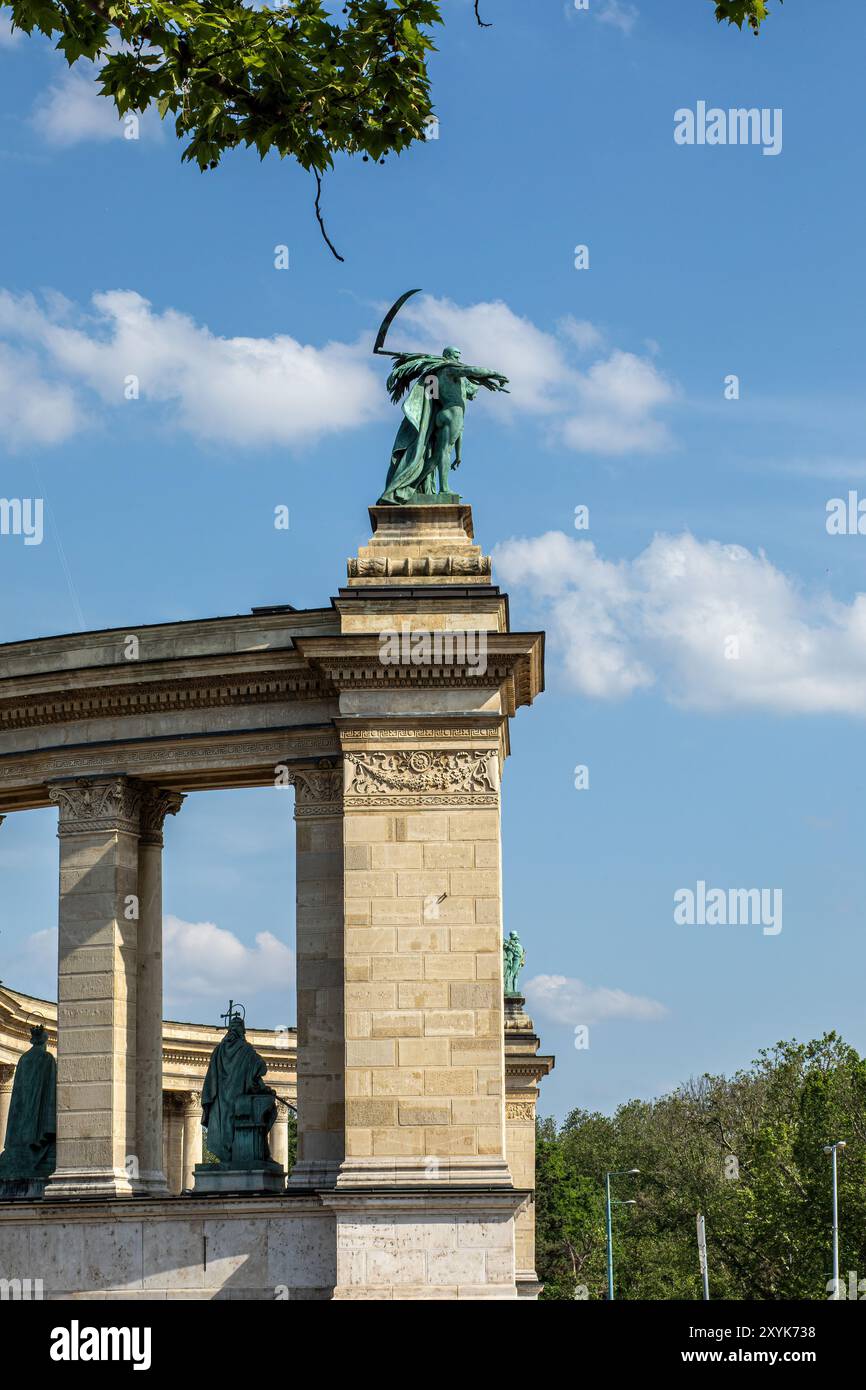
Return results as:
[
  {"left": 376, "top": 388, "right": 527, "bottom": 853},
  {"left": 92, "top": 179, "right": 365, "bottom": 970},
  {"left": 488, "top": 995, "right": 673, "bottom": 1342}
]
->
[
  {"left": 374, "top": 288, "right": 509, "bottom": 504},
  {"left": 0, "top": 1023, "right": 56, "bottom": 1181}
]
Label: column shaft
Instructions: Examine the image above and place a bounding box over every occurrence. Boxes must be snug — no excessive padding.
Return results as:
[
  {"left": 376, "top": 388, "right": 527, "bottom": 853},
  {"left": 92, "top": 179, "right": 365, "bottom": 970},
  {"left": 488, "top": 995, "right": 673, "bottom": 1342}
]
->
[
  {"left": 0, "top": 1064, "right": 15, "bottom": 1152},
  {"left": 46, "top": 777, "right": 144, "bottom": 1198},
  {"left": 136, "top": 789, "right": 184, "bottom": 1194},
  {"left": 287, "top": 763, "right": 345, "bottom": 1187},
  {"left": 181, "top": 1092, "right": 202, "bottom": 1191}
]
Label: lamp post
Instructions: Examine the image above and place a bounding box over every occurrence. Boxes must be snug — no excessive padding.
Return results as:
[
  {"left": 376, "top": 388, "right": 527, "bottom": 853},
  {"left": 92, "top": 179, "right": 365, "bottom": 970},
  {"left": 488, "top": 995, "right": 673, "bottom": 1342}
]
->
[
  {"left": 823, "top": 1141, "right": 847, "bottom": 1298},
  {"left": 604, "top": 1168, "right": 639, "bottom": 1300}
]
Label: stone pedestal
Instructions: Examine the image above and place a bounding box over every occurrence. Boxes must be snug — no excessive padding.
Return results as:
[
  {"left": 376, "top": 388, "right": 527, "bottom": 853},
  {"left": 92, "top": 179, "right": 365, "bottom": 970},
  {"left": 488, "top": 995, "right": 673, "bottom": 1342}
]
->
[{"left": 192, "top": 1162, "right": 286, "bottom": 1195}]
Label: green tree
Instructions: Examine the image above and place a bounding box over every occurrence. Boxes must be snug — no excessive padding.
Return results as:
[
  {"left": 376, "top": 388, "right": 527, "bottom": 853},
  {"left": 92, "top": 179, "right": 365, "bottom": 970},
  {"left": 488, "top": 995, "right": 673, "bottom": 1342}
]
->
[
  {"left": 537, "top": 1033, "right": 866, "bottom": 1300},
  {"left": 6, "top": 1, "right": 783, "bottom": 256}
]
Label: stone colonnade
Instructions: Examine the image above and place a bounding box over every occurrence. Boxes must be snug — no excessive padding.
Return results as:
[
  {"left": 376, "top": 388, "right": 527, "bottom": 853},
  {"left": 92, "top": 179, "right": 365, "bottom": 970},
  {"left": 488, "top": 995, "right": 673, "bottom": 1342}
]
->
[{"left": 0, "top": 503, "right": 549, "bottom": 1299}]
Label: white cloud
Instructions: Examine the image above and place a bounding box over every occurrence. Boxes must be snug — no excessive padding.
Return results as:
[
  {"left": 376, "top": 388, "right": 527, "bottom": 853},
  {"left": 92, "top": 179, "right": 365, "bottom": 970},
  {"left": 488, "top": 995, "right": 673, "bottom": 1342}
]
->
[
  {"left": 0, "top": 289, "right": 382, "bottom": 447},
  {"left": 32, "top": 65, "right": 129, "bottom": 145},
  {"left": 563, "top": 349, "right": 675, "bottom": 454},
  {"left": 163, "top": 915, "right": 295, "bottom": 1004},
  {"left": 595, "top": 0, "right": 639, "bottom": 36},
  {"left": 559, "top": 316, "right": 606, "bottom": 353},
  {"left": 525, "top": 973, "right": 666, "bottom": 1026},
  {"left": 0, "top": 343, "right": 83, "bottom": 446},
  {"left": 0, "top": 287, "right": 674, "bottom": 454},
  {"left": 495, "top": 530, "right": 866, "bottom": 716},
  {"left": 396, "top": 293, "right": 675, "bottom": 453}
]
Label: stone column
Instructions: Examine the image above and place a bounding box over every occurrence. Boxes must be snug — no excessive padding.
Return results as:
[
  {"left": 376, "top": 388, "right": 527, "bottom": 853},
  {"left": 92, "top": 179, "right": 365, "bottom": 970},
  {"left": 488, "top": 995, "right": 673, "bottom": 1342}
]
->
[
  {"left": 181, "top": 1091, "right": 202, "bottom": 1192},
  {"left": 0, "top": 1063, "right": 15, "bottom": 1151},
  {"left": 45, "top": 776, "right": 145, "bottom": 1198},
  {"left": 270, "top": 1098, "right": 292, "bottom": 1172},
  {"left": 163, "top": 1093, "right": 185, "bottom": 1195},
  {"left": 286, "top": 761, "right": 345, "bottom": 1188},
  {"left": 136, "top": 788, "right": 184, "bottom": 1194}
]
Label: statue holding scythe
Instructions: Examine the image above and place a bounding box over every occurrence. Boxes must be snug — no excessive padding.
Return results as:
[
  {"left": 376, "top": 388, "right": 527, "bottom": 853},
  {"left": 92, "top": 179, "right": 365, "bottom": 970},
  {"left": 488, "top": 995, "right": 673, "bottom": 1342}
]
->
[{"left": 373, "top": 289, "right": 510, "bottom": 505}]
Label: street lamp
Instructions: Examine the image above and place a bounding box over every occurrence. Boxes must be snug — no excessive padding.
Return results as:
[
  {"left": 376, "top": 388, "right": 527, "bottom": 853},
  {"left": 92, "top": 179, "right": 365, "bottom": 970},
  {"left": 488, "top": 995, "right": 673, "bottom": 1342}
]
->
[
  {"left": 604, "top": 1169, "right": 640, "bottom": 1301},
  {"left": 823, "top": 1141, "right": 847, "bottom": 1298}
]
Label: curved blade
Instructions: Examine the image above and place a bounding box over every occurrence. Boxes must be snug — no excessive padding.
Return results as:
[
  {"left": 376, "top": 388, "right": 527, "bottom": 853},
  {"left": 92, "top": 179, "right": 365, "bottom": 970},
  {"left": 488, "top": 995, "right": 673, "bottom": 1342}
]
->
[{"left": 373, "top": 287, "right": 423, "bottom": 356}]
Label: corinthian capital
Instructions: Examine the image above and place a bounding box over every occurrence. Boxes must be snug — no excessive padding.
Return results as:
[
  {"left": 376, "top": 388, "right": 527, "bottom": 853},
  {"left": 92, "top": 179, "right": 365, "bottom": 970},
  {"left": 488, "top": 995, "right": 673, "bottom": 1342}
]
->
[
  {"left": 139, "top": 787, "right": 186, "bottom": 846},
  {"left": 287, "top": 759, "right": 343, "bottom": 819},
  {"left": 48, "top": 776, "right": 146, "bottom": 836}
]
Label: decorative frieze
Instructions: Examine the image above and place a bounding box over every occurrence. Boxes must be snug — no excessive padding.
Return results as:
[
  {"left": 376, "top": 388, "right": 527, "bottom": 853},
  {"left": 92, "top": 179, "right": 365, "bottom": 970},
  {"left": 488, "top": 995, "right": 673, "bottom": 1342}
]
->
[
  {"left": 347, "top": 554, "right": 491, "bottom": 579},
  {"left": 0, "top": 668, "right": 332, "bottom": 732},
  {"left": 345, "top": 749, "right": 498, "bottom": 804},
  {"left": 505, "top": 1102, "right": 536, "bottom": 1122}
]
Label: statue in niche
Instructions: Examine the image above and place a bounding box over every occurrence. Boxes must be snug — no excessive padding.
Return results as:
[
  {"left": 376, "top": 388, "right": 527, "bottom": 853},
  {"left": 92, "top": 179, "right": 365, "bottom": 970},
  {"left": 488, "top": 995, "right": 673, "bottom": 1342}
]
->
[
  {"left": 503, "top": 931, "right": 526, "bottom": 998},
  {"left": 0, "top": 1022, "right": 57, "bottom": 1188}
]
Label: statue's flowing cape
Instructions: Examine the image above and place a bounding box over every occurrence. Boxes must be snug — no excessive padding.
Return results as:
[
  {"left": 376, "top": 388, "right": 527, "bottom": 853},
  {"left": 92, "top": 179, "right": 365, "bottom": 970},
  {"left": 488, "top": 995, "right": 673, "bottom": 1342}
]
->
[
  {"left": 0, "top": 1039, "right": 56, "bottom": 1177},
  {"left": 201, "top": 1026, "right": 270, "bottom": 1163},
  {"left": 378, "top": 375, "right": 438, "bottom": 503}
]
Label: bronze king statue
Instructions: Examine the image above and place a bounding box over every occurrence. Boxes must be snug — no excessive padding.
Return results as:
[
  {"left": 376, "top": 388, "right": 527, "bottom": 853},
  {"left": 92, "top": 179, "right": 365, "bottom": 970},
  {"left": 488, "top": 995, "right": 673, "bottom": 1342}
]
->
[{"left": 193, "top": 1002, "right": 285, "bottom": 1194}]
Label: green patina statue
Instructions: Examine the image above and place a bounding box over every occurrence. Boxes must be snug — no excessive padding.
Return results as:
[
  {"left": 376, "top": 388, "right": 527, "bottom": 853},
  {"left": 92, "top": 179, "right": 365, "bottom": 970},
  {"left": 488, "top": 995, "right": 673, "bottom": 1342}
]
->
[
  {"left": 200, "top": 1006, "right": 277, "bottom": 1167},
  {"left": 0, "top": 1023, "right": 57, "bottom": 1185},
  {"left": 374, "top": 289, "right": 509, "bottom": 505},
  {"left": 503, "top": 931, "right": 526, "bottom": 998}
]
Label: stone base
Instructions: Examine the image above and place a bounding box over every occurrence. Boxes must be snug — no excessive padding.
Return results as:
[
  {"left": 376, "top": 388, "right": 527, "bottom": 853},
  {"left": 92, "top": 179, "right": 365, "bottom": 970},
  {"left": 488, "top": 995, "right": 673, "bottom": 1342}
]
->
[
  {"left": 346, "top": 503, "right": 492, "bottom": 585},
  {"left": 0, "top": 1177, "right": 48, "bottom": 1201},
  {"left": 192, "top": 1162, "right": 286, "bottom": 1195},
  {"left": 323, "top": 1189, "right": 529, "bottom": 1301},
  {"left": 44, "top": 1167, "right": 144, "bottom": 1200},
  {"left": 0, "top": 1193, "right": 334, "bottom": 1299},
  {"left": 0, "top": 1190, "right": 527, "bottom": 1299},
  {"left": 334, "top": 1156, "right": 514, "bottom": 1189},
  {"left": 377, "top": 490, "right": 462, "bottom": 506}
]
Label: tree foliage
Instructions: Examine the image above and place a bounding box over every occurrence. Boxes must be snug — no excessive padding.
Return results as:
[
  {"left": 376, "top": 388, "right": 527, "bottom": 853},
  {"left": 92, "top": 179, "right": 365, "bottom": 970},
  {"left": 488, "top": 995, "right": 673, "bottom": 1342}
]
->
[
  {"left": 7, "top": 0, "right": 783, "bottom": 178},
  {"left": 5, "top": 0, "right": 784, "bottom": 254},
  {"left": 536, "top": 1034, "right": 866, "bottom": 1300},
  {"left": 714, "top": 0, "right": 782, "bottom": 34}
]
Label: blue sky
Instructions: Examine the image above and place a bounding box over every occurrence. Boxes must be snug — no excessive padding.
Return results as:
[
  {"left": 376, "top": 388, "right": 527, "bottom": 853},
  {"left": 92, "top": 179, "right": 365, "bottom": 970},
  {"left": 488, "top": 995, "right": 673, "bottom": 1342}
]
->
[{"left": 1, "top": 0, "right": 865, "bottom": 1121}]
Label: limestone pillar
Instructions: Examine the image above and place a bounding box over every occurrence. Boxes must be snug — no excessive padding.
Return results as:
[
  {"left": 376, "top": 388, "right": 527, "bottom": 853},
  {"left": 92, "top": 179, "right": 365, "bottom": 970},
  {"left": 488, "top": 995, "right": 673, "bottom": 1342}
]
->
[
  {"left": 136, "top": 788, "right": 184, "bottom": 1194},
  {"left": 45, "top": 776, "right": 146, "bottom": 1198},
  {"left": 0, "top": 1063, "right": 15, "bottom": 1151},
  {"left": 163, "top": 1093, "right": 185, "bottom": 1195},
  {"left": 290, "top": 504, "right": 545, "bottom": 1298},
  {"left": 181, "top": 1091, "right": 202, "bottom": 1191},
  {"left": 286, "top": 762, "right": 345, "bottom": 1188},
  {"left": 270, "top": 1098, "right": 292, "bottom": 1172}
]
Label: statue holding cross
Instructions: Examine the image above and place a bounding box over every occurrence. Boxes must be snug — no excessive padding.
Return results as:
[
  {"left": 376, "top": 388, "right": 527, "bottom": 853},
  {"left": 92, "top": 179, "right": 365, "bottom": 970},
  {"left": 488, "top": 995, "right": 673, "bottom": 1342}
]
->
[{"left": 194, "top": 1001, "right": 282, "bottom": 1190}]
